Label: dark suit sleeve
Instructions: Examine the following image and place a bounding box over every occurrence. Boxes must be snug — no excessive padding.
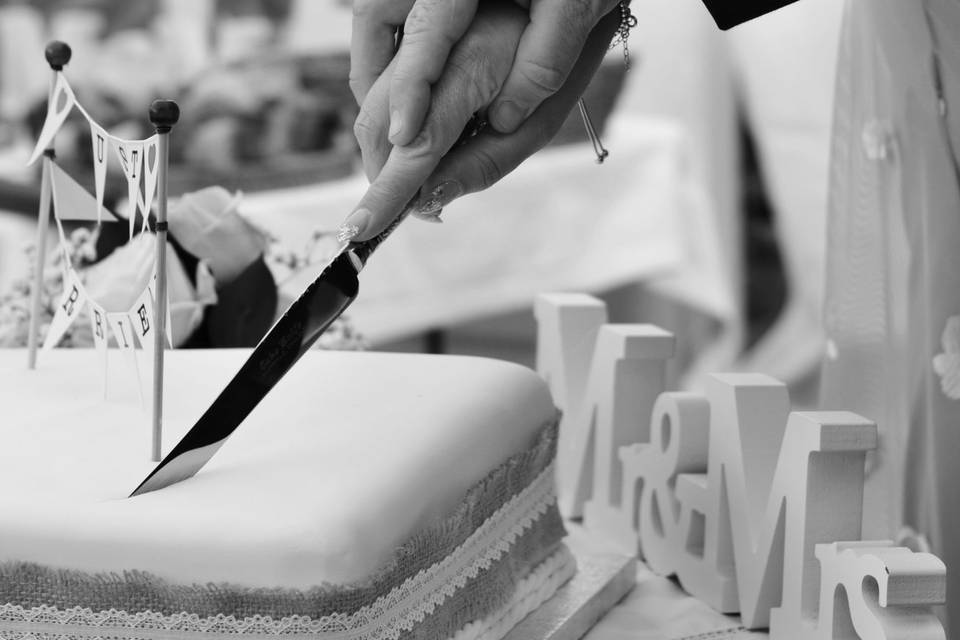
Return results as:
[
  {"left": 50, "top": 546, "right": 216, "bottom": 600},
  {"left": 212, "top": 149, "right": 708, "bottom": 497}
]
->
[{"left": 700, "top": 1, "right": 801, "bottom": 29}]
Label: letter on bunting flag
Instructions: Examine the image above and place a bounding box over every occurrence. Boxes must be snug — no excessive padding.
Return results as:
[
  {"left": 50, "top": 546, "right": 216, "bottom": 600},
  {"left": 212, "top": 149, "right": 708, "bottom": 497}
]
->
[
  {"left": 90, "top": 122, "right": 110, "bottom": 224},
  {"left": 113, "top": 139, "right": 144, "bottom": 239},
  {"left": 89, "top": 302, "right": 109, "bottom": 396},
  {"left": 130, "top": 286, "right": 155, "bottom": 355},
  {"left": 42, "top": 268, "right": 86, "bottom": 350}
]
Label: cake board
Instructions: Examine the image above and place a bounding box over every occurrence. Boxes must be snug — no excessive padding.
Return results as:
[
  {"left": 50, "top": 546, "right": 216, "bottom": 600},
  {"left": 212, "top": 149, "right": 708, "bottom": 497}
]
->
[{"left": 503, "top": 527, "right": 636, "bottom": 640}]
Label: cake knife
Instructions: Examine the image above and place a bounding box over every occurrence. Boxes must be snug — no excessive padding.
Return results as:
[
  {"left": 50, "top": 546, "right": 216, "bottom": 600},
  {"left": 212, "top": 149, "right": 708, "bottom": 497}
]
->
[
  {"left": 129, "top": 113, "right": 493, "bottom": 497},
  {"left": 128, "top": 205, "right": 412, "bottom": 497}
]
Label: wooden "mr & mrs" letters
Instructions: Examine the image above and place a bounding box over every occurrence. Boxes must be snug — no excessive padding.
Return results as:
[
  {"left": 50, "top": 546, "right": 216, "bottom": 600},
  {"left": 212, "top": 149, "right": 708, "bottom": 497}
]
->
[{"left": 535, "top": 293, "right": 946, "bottom": 639}]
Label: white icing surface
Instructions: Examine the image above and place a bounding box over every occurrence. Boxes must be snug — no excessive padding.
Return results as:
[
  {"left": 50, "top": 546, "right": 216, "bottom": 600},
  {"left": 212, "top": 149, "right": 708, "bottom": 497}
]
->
[{"left": 0, "top": 349, "right": 555, "bottom": 590}]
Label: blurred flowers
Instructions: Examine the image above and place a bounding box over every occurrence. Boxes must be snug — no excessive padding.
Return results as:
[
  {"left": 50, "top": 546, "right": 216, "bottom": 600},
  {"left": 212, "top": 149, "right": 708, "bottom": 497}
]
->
[
  {"left": 0, "top": 226, "right": 98, "bottom": 348},
  {"left": 933, "top": 315, "right": 960, "bottom": 400}
]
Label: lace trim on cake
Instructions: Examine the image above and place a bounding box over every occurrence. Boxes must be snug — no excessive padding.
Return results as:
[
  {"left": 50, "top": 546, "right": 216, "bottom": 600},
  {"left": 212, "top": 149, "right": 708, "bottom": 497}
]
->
[
  {"left": 0, "top": 463, "right": 557, "bottom": 640},
  {"left": 450, "top": 545, "right": 576, "bottom": 640},
  {"left": 450, "top": 545, "right": 577, "bottom": 640},
  {"left": 0, "top": 546, "right": 575, "bottom": 640}
]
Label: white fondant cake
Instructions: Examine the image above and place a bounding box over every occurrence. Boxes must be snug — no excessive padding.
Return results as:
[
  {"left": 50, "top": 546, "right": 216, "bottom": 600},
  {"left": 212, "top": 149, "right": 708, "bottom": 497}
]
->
[{"left": 0, "top": 349, "right": 571, "bottom": 639}]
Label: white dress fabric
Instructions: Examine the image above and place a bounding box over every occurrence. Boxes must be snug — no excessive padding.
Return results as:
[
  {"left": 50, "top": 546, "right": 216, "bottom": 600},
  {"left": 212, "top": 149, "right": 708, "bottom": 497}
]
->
[{"left": 818, "top": 0, "right": 960, "bottom": 631}]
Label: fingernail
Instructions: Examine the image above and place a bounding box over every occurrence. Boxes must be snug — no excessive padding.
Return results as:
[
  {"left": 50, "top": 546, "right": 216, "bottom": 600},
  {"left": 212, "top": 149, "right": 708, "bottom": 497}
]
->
[
  {"left": 416, "top": 180, "right": 463, "bottom": 216},
  {"left": 337, "top": 208, "right": 371, "bottom": 242},
  {"left": 491, "top": 100, "right": 524, "bottom": 133},
  {"left": 413, "top": 208, "right": 444, "bottom": 224},
  {"left": 389, "top": 110, "right": 403, "bottom": 140}
]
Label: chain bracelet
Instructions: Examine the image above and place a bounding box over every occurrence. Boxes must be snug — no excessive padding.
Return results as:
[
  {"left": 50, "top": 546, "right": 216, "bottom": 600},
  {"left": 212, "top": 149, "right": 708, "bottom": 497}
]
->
[{"left": 609, "top": 1, "right": 638, "bottom": 71}]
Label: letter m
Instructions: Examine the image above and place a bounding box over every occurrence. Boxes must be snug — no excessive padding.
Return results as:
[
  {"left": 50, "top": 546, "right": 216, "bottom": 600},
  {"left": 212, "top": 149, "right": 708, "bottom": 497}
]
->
[{"left": 686, "top": 374, "right": 877, "bottom": 631}]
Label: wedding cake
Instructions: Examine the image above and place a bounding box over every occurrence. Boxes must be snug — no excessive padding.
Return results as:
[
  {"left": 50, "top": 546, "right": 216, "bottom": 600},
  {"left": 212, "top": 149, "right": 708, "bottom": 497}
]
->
[{"left": 0, "top": 349, "right": 571, "bottom": 639}]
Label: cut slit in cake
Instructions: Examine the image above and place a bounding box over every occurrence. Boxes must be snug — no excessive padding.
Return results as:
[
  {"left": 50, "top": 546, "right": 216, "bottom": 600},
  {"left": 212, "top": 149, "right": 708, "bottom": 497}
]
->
[{"left": 0, "top": 350, "right": 573, "bottom": 639}]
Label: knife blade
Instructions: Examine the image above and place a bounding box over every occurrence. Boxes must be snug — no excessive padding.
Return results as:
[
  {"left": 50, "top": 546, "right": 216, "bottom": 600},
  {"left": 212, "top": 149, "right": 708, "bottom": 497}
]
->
[
  {"left": 128, "top": 203, "right": 413, "bottom": 497},
  {"left": 129, "top": 112, "right": 490, "bottom": 497}
]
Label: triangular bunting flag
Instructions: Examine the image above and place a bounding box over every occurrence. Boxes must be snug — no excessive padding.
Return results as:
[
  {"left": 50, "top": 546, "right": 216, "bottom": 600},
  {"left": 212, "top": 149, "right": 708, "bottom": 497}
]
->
[
  {"left": 107, "top": 311, "right": 144, "bottom": 407},
  {"left": 49, "top": 162, "right": 118, "bottom": 222},
  {"left": 141, "top": 136, "right": 160, "bottom": 233},
  {"left": 89, "top": 302, "right": 109, "bottom": 348},
  {"left": 89, "top": 302, "right": 110, "bottom": 397},
  {"left": 42, "top": 268, "right": 87, "bottom": 351},
  {"left": 107, "top": 311, "right": 136, "bottom": 350},
  {"left": 90, "top": 122, "right": 110, "bottom": 224},
  {"left": 113, "top": 139, "right": 144, "bottom": 240},
  {"left": 129, "top": 285, "right": 156, "bottom": 355},
  {"left": 27, "top": 73, "right": 75, "bottom": 166}
]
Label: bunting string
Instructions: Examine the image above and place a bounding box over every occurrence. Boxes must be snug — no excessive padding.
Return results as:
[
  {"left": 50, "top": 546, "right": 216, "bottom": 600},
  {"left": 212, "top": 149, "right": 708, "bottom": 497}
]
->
[{"left": 28, "top": 71, "right": 161, "bottom": 241}]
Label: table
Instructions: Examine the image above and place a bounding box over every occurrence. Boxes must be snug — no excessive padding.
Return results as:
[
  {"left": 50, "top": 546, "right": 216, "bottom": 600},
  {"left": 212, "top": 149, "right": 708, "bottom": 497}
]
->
[{"left": 241, "top": 116, "right": 735, "bottom": 346}]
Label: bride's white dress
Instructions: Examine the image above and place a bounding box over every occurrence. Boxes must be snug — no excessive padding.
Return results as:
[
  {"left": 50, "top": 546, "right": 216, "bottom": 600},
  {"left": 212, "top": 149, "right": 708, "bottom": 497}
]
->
[{"left": 819, "top": 0, "right": 960, "bottom": 630}]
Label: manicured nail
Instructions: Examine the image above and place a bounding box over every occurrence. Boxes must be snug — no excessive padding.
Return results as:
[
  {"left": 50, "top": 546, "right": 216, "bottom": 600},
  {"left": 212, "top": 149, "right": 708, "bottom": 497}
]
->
[
  {"left": 389, "top": 110, "right": 403, "bottom": 140},
  {"left": 414, "top": 209, "right": 444, "bottom": 224},
  {"left": 337, "top": 208, "right": 371, "bottom": 242},
  {"left": 491, "top": 100, "right": 524, "bottom": 133},
  {"left": 416, "top": 180, "right": 463, "bottom": 217},
  {"left": 337, "top": 224, "right": 360, "bottom": 242}
]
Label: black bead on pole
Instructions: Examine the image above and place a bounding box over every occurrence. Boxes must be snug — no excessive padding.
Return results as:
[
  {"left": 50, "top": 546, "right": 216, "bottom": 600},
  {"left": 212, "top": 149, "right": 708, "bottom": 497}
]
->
[
  {"left": 149, "top": 100, "right": 180, "bottom": 134},
  {"left": 44, "top": 41, "right": 72, "bottom": 71}
]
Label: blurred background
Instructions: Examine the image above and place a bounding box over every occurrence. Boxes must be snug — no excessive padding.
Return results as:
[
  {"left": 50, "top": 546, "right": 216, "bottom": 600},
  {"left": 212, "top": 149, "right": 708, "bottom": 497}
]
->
[{"left": 0, "top": 0, "right": 843, "bottom": 404}]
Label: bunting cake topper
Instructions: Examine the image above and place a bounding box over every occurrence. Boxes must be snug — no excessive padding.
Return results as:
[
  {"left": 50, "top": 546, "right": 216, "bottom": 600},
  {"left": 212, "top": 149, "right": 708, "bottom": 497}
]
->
[{"left": 25, "top": 40, "right": 179, "bottom": 463}]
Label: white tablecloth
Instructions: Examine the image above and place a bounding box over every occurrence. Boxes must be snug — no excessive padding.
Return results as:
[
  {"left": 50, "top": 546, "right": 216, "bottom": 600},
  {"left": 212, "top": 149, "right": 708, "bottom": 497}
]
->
[
  {"left": 241, "top": 116, "right": 734, "bottom": 345},
  {"left": 583, "top": 565, "right": 765, "bottom": 640},
  {"left": 567, "top": 526, "right": 766, "bottom": 640}
]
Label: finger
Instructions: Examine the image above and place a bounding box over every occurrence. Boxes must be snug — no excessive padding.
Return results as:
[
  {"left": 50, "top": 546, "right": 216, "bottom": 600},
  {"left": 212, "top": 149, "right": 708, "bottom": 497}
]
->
[
  {"left": 353, "top": 0, "right": 479, "bottom": 183},
  {"left": 388, "top": 0, "right": 479, "bottom": 146},
  {"left": 422, "top": 6, "right": 620, "bottom": 206},
  {"left": 344, "top": 4, "right": 529, "bottom": 241},
  {"left": 488, "top": 0, "right": 608, "bottom": 133},
  {"left": 354, "top": 60, "right": 396, "bottom": 182},
  {"left": 349, "top": 0, "right": 415, "bottom": 105}
]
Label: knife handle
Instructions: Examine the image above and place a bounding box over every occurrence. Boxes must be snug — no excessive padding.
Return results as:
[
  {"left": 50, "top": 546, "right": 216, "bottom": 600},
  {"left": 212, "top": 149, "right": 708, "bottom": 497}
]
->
[{"left": 346, "top": 195, "right": 418, "bottom": 268}]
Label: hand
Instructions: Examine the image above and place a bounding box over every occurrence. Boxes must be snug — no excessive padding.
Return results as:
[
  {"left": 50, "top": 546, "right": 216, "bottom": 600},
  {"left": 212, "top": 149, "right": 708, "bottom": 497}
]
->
[
  {"left": 349, "top": 0, "right": 479, "bottom": 146},
  {"left": 342, "top": 2, "right": 619, "bottom": 241},
  {"left": 349, "top": 0, "right": 622, "bottom": 148}
]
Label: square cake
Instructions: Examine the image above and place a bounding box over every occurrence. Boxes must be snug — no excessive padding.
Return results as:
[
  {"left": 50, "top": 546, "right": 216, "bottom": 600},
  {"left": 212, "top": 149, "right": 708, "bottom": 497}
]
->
[{"left": 0, "top": 349, "right": 572, "bottom": 639}]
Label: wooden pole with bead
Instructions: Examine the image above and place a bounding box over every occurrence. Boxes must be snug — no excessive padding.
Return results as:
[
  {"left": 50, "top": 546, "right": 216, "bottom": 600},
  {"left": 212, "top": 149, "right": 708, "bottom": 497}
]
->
[
  {"left": 26, "top": 41, "right": 71, "bottom": 369},
  {"left": 148, "top": 99, "right": 179, "bottom": 462}
]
